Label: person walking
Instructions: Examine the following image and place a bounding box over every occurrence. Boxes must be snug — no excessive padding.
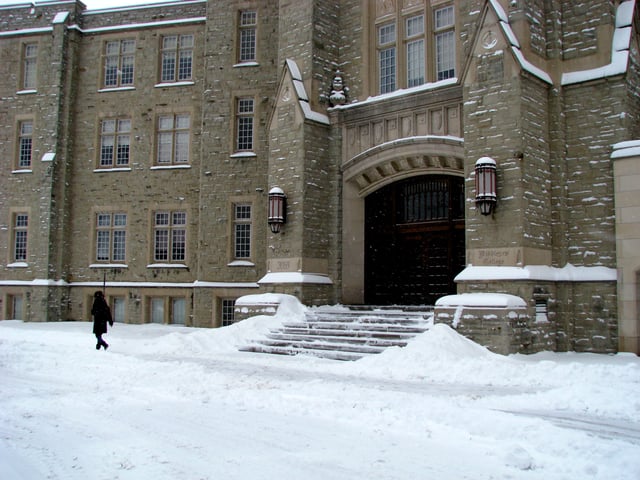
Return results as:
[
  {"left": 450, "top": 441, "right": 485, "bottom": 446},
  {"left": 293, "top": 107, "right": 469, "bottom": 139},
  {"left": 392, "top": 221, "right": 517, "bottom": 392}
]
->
[{"left": 91, "top": 291, "right": 113, "bottom": 350}]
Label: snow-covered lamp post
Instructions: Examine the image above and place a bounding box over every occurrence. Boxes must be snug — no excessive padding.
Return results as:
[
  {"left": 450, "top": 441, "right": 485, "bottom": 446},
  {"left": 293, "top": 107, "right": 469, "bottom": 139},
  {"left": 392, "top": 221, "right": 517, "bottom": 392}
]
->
[
  {"left": 268, "top": 187, "right": 286, "bottom": 233},
  {"left": 475, "top": 157, "right": 497, "bottom": 216}
]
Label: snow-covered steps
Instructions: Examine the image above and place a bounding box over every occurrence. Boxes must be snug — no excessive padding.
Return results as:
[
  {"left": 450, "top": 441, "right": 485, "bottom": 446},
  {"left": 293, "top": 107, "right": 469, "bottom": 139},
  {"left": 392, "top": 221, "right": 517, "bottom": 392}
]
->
[{"left": 239, "top": 305, "right": 433, "bottom": 361}]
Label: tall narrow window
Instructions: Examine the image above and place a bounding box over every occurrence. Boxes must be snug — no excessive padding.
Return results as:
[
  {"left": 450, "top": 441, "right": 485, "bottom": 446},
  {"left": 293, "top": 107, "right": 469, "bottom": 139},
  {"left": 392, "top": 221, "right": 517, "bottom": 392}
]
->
[
  {"left": 112, "top": 297, "right": 125, "bottom": 323},
  {"left": 22, "top": 43, "right": 38, "bottom": 90},
  {"left": 153, "top": 211, "right": 187, "bottom": 262},
  {"left": 406, "top": 15, "right": 425, "bottom": 88},
  {"left": 233, "top": 204, "right": 252, "bottom": 259},
  {"left": 100, "top": 119, "right": 131, "bottom": 168},
  {"left": 157, "top": 114, "right": 190, "bottom": 165},
  {"left": 18, "top": 120, "right": 33, "bottom": 169},
  {"left": 236, "top": 98, "right": 254, "bottom": 152},
  {"left": 13, "top": 213, "right": 28, "bottom": 262},
  {"left": 104, "top": 39, "right": 135, "bottom": 88},
  {"left": 435, "top": 6, "right": 455, "bottom": 81},
  {"left": 96, "top": 212, "right": 127, "bottom": 263},
  {"left": 161, "top": 34, "right": 194, "bottom": 82},
  {"left": 221, "top": 299, "right": 236, "bottom": 326},
  {"left": 10, "top": 295, "right": 24, "bottom": 320},
  {"left": 171, "top": 298, "right": 186, "bottom": 325},
  {"left": 378, "top": 23, "right": 396, "bottom": 94},
  {"left": 150, "top": 298, "right": 164, "bottom": 323},
  {"left": 238, "top": 11, "right": 257, "bottom": 62}
]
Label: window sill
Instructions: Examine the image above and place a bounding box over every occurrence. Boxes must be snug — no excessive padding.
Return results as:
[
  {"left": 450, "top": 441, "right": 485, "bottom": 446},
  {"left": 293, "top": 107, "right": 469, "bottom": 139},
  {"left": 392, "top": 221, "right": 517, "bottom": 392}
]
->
[
  {"left": 98, "top": 86, "right": 136, "bottom": 93},
  {"left": 150, "top": 164, "right": 191, "bottom": 170},
  {"left": 233, "top": 62, "right": 259, "bottom": 68},
  {"left": 155, "top": 81, "right": 195, "bottom": 88},
  {"left": 94, "top": 167, "right": 132, "bottom": 173},
  {"left": 17, "top": 89, "right": 37, "bottom": 95},
  {"left": 228, "top": 260, "right": 255, "bottom": 267},
  {"left": 147, "top": 263, "right": 188, "bottom": 269},
  {"left": 12, "top": 169, "right": 32, "bottom": 174},
  {"left": 90, "top": 264, "right": 128, "bottom": 269},
  {"left": 7, "top": 262, "right": 28, "bottom": 268},
  {"left": 230, "top": 152, "right": 256, "bottom": 159}
]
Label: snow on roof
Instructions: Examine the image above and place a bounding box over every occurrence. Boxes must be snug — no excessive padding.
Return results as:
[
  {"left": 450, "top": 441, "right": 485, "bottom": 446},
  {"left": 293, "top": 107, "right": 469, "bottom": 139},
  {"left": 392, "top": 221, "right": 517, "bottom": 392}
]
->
[
  {"left": 488, "top": 0, "right": 508, "bottom": 23},
  {"left": 562, "top": 0, "right": 635, "bottom": 85},
  {"left": 435, "top": 293, "right": 527, "bottom": 308},
  {"left": 486, "top": 1, "right": 552, "bottom": 84},
  {"left": 80, "top": 1, "right": 205, "bottom": 14},
  {"left": 0, "top": 27, "right": 52, "bottom": 37},
  {"left": 336, "top": 77, "right": 458, "bottom": 110},
  {"left": 52, "top": 11, "right": 69, "bottom": 24},
  {"left": 455, "top": 264, "right": 617, "bottom": 282},
  {"left": 71, "top": 16, "right": 206, "bottom": 34},
  {"left": 486, "top": 0, "right": 635, "bottom": 86},
  {"left": 612, "top": 139, "right": 640, "bottom": 159},
  {"left": 284, "top": 58, "right": 330, "bottom": 125},
  {"left": 0, "top": 279, "right": 260, "bottom": 289}
]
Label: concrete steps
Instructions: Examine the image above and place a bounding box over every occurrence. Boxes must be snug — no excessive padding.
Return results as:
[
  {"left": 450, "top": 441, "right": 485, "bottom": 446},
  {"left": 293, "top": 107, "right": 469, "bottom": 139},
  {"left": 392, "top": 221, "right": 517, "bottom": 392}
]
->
[{"left": 239, "top": 305, "right": 433, "bottom": 361}]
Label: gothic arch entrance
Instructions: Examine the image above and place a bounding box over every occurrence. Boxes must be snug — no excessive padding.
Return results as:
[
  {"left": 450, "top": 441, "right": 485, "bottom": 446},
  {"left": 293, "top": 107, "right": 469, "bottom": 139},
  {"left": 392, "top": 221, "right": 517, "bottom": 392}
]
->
[{"left": 364, "top": 175, "right": 465, "bottom": 305}]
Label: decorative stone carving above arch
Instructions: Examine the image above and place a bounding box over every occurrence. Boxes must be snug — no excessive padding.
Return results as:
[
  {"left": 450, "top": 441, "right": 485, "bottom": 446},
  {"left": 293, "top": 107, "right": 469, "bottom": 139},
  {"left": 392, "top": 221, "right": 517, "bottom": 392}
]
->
[{"left": 342, "top": 136, "right": 465, "bottom": 197}]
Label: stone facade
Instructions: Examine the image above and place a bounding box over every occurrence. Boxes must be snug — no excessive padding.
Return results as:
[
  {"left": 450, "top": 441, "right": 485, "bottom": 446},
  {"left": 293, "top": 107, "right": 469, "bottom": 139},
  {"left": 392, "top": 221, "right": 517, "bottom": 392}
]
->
[{"left": 1, "top": 0, "right": 639, "bottom": 355}]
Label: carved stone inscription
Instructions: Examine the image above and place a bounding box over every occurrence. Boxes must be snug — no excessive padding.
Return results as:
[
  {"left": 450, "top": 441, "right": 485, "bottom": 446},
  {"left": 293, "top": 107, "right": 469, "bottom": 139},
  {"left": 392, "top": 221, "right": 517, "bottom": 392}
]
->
[{"left": 470, "top": 248, "right": 522, "bottom": 266}]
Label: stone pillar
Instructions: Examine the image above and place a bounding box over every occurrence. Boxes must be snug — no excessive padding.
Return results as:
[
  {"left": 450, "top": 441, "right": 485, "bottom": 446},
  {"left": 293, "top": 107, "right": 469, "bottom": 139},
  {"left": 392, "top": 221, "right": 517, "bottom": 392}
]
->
[{"left": 612, "top": 144, "right": 640, "bottom": 354}]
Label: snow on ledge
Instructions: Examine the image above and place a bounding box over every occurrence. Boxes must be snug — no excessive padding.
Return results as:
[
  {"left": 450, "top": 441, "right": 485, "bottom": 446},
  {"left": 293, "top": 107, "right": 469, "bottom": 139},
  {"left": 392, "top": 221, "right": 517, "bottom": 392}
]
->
[
  {"left": 611, "top": 140, "right": 640, "bottom": 159},
  {"left": 53, "top": 12, "right": 69, "bottom": 24},
  {"left": 436, "top": 293, "right": 527, "bottom": 308},
  {"left": 455, "top": 264, "right": 617, "bottom": 282},
  {"left": 235, "top": 293, "right": 307, "bottom": 318},
  {"left": 283, "top": 58, "right": 330, "bottom": 125},
  {"left": 258, "top": 272, "right": 333, "bottom": 285},
  {"left": 562, "top": 0, "right": 634, "bottom": 85}
]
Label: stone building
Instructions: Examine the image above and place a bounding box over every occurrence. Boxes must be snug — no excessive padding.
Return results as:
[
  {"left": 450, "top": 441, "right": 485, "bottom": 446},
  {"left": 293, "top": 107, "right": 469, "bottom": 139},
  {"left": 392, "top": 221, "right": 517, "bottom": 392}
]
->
[{"left": 1, "top": 0, "right": 638, "bottom": 355}]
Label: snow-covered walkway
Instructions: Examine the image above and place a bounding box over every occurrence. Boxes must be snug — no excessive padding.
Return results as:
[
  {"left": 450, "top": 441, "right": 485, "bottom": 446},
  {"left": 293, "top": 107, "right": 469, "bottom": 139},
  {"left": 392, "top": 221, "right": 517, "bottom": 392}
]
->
[{"left": 1, "top": 310, "right": 639, "bottom": 479}]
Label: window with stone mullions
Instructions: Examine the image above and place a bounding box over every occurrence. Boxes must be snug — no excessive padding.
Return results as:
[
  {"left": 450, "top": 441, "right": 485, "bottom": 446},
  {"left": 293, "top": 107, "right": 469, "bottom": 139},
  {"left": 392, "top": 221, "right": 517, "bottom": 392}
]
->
[
  {"left": 239, "top": 11, "right": 257, "bottom": 62},
  {"left": 23, "top": 43, "right": 38, "bottom": 90},
  {"left": 234, "top": 204, "right": 251, "bottom": 259},
  {"left": 104, "top": 39, "right": 135, "bottom": 88},
  {"left": 154, "top": 211, "right": 186, "bottom": 262},
  {"left": 100, "top": 119, "right": 131, "bottom": 167},
  {"left": 96, "top": 212, "right": 127, "bottom": 262},
  {"left": 222, "top": 299, "right": 236, "bottom": 326},
  {"left": 236, "top": 98, "right": 254, "bottom": 151},
  {"left": 18, "top": 120, "right": 33, "bottom": 168},
  {"left": 378, "top": 23, "right": 396, "bottom": 94},
  {"left": 14, "top": 213, "right": 28, "bottom": 262},
  {"left": 406, "top": 15, "right": 425, "bottom": 88},
  {"left": 161, "top": 34, "right": 193, "bottom": 82},
  {"left": 157, "top": 114, "right": 190, "bottom": 164},
  {"left": 435, "top": 6, "right": 455, "bottom": 81}
]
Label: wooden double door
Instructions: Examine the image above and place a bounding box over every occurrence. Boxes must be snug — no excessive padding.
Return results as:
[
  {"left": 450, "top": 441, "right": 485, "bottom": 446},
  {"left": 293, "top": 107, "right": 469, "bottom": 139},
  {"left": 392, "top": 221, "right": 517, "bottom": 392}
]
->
[{"left": 365, "top": 175, "right": 465, "bottom": 306}]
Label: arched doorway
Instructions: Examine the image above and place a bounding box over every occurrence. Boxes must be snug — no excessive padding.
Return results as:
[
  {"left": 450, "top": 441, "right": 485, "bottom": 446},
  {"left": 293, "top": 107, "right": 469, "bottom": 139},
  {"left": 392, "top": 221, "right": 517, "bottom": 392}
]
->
[{"left": 365, "top": 175, "right": 465, "bottom": 305}]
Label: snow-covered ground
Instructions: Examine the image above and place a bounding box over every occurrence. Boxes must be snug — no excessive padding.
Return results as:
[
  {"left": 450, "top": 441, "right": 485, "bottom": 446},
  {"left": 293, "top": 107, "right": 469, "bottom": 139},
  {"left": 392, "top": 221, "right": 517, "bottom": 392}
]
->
[{"left": 1, "top": 296, "right": 639, "bottom": 480}]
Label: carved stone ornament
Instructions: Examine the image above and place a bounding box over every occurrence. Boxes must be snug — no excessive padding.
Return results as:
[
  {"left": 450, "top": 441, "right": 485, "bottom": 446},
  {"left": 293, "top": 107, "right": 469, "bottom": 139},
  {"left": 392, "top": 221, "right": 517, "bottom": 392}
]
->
[
  {"left": 482, "top": 30, "right": 498, "bottom": 50},
  {"left": 328, "top": 70, "right": 349, "bottom": 107}
]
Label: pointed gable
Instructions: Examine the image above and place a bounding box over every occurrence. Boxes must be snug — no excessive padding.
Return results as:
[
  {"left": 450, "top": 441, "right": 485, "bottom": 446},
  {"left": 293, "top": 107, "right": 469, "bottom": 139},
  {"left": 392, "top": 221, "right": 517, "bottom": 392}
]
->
[{"left": 270, "top": 58, "right": 329, "bottom": 133}]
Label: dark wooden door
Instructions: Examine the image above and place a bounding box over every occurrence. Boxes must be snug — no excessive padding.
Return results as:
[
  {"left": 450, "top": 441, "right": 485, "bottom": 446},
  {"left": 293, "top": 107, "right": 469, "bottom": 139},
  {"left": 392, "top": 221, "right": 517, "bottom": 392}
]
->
[{"left": 365, "top": 175, "right": 465, "bottom": 305}]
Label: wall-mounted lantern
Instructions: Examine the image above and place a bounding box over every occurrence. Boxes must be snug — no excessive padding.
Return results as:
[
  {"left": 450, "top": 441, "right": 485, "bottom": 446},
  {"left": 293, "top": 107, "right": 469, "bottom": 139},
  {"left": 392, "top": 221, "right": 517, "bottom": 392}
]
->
[
  {"left": 268, "top": 187, "right": 286, "bottom": 233},
  {"left": 475, "top": 157, "right": 497, "bottom": 216}
]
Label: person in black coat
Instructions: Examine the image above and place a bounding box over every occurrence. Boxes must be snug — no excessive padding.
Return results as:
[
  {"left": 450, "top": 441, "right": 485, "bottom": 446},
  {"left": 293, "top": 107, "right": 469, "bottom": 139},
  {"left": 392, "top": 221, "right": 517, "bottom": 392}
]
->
[{"left": 92, "top": 291, "right": 113, "bottom": 350}]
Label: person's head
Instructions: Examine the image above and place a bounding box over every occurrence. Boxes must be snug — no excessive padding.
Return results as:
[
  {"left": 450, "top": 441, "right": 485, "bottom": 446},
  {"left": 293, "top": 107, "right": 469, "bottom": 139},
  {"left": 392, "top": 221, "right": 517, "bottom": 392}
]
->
[{"left": 94, "top": 291, "right": 104, "bottom": 298}]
